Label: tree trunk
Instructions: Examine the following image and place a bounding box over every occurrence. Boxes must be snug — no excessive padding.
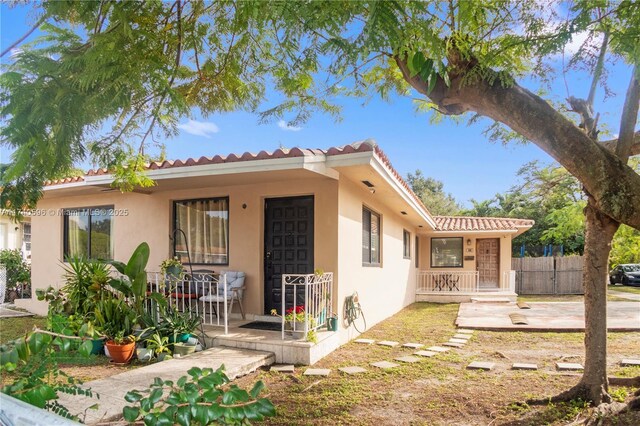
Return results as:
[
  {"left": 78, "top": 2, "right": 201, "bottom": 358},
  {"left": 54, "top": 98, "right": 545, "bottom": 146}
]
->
[{"left": 579, "top": 202, "right": 619, "bottom": 404}]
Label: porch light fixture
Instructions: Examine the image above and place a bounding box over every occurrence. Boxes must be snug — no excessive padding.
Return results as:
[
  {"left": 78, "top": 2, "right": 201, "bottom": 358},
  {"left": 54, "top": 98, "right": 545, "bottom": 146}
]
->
[{"left": 467, "top": 238, "right": 472, "bottom": 246}]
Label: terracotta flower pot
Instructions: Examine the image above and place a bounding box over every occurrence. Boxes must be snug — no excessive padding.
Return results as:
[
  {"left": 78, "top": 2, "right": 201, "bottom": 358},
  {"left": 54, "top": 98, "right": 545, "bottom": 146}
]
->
[{"left": 105, "top": 340, "right": 136, "bottom": 364}]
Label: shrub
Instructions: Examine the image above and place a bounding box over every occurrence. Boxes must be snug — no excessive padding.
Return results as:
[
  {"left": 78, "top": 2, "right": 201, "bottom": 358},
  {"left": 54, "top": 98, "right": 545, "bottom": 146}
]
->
[{"left": 0, "top": 249, "right": 30, "bottom": 290}]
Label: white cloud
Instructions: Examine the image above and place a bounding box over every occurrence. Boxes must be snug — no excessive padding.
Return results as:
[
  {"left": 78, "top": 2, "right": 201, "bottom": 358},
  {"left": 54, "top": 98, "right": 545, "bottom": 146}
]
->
[
  {"left": 177, "top": 119, "right": 219, "bottom": 138},
  {"left": 277, "top": 120, "right": 302, "bottom": 132},
  {"left": 9, "top": 48, "right": 22, "bottom": 58}
]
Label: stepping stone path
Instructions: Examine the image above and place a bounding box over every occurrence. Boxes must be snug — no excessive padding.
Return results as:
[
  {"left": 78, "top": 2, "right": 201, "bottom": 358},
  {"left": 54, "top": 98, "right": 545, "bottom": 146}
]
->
[
  {"left": 426, "top": 346, "right": 449, "bottom": 353},
  {"left": 449, "top": 338, "right": 468, "bottom": 344},
  {"left": 443, "top": 342, "right": 465, "bottom": 348},
  {"left": 271, "top": 365, "right": 295, "bottom": 373},
  {"left": 377, "top": 341, "right": 399, "bottom": 347},
  {"left": 512, "top": 363, "right": 538, "bottom": 370},
  {"left": 453, "top": 334, "right": 471, "bottom": 340},
  {"left": 620, "top": 359, "right": 640, "bottom": 366},
  {"left": 556, "top": 362, "right": 584, "bottom": 371},
  {"left": 456, "top": 329, "right": 474, "bottom": 334},
  {"left": 339, "top": 366, "right": 368, "bottom": 375},
  {"left": 414, "top": 350, "right": 437, "bottom": 358},
  {"left": 371, "top": 361, "right": 399, "bottom": 370},
  {"left": 395, "top": 356, "right": 421, "bottom": 363},
  {"left": 402, "top": 343, "right": 424, "bottom": 349},
  {"left": 354, "top": 339, "right": 375, "bottom": 345},
  {"left": 467, "top": 361, "right": 495, "bottom": 371},
  {"left": 304, "top": 368, "right": 331, "bottom": 376}
]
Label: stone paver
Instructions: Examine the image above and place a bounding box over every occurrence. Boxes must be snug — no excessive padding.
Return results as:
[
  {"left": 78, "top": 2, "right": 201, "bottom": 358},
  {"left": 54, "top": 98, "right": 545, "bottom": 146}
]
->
[
  {"left": 377, "top": 340, "right": 399, "bottom": 347},
  {"left": 0, "top": 307, "right": 34, "bottom": 318},
  {"left": 58, "top": 347, "right": 274, "bottom": 425},
  {"left": 395, "top": 356, "right": 421, "bottom": 363},
  {"left": 339, "top": 366, "right": 368, "bottom": 375},
  {"left": 414, "top": 350, "right": 437, "bottom": 357},
  {"left": 620, "top": 359, "right": 640, "bottom": 366},
  {"left": 304, "top": 368, "right": 331, "bottom": 376},
  {"left": 426, "top": 346, "right": 449, "bottom": 353},
  {"left": 512, "top": 363, "right": 538, "bottom": 370},
  {"left": 449, "top": 338, "right": 468, "bottom": 344},
  {"left": 467, "top": 361, "right": 495, "bottom": 371},
  {"left": 354, "top": 338, "right": 376, "bottom": 345},
  {"left": 453, "top": 334, "right": 472, "bottom": 340},
  {"left": 443, "top": 342, "right": 465, "bottom": 348},
  {"left": 371, "top": 361, "right": 399, "bottom": 369},
  {"left": 457, "top": 329, "right": 474, "bottom": 334},
  {"left": 557, "top": 362, "right": 584, "bottom": 371},
  {"left": 270, "top": 364, "right": 295, "bottom": 373},
  {"left": 402, "top": 342, "right": 424, "bottom": 349}
]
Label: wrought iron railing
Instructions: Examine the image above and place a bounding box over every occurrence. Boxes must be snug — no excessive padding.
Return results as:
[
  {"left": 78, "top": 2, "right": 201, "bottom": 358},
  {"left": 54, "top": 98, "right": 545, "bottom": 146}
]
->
[
  {"left": 416, "top": 270, "right": 516, "bottom": 293},
  {"left": 146, "top": 272, "right": 229, "bottom": 335},
  {"left": 281, "top": 273, "right": 333, "bottom": 341}
]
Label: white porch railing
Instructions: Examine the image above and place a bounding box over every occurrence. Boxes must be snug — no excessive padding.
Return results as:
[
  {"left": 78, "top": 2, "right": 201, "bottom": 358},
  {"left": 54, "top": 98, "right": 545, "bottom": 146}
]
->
[
  {"left": 417, "top": 270, "right": 517, "bottom": 293},
  {"left": 146, "top": 272, "right": 229, "bottom": 335},
  {"left": 281, "top": 273, "right": 333, "bottom": 340}
]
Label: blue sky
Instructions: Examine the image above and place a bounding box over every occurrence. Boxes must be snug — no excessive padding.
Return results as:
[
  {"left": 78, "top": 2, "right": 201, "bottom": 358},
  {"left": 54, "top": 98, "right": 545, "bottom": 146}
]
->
[{"left": 1, "top": 4, "right": 633, "bottom": 207}]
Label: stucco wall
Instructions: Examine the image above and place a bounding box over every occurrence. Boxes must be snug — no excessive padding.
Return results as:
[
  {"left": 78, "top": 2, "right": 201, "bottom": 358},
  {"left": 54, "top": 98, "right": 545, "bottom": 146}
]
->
[
  {"left": 336, "top": 177, "right": 419, "bottom": 341},
  {"left": 21, "top": 177, "right": 339, "bottom": 316},
  {"left": 0, "top": 216, "right": 26, "bottom": 252},
  {"left": 419, "top": 233, "right": 514, "bottom": 288}
]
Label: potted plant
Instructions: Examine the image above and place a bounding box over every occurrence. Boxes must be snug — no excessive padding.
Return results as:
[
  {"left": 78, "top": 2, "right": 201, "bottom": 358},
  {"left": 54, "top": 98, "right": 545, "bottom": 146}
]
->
[
  {"left": 160, "top": 257, "right": 184, "bottom": 280},
  {"left": 271, "top": 305, "right": 315, "bottom": 340},
  {"left": 146, "top": 333, "right": 172, "bottom": 361},
  {"left": 106, "top": 331, "right": 136, "bottom": 364},
  {"left": 164, "top": 307, "right": 201, "bottom": 344},
  {"left": 94, "top": 297, "right": 137, "bottom": 364},
  {"left": 172, "top": 341, "right": 197, "bottom": 357}
]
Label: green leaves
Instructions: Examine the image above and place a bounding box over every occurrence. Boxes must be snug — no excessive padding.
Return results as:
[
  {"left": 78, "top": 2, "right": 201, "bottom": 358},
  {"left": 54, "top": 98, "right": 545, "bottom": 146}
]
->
[{"left": 123, "top": 366, "right": 275, "bottom": 425}]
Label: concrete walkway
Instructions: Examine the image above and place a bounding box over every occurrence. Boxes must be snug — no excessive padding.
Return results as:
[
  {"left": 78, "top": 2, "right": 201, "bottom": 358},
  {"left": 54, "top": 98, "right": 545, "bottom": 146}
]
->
[
  {"left": 58, "top": 347, "right": 275, "bottom": 425},
  {"left": 608, "top": 289, "right": 640, "bottom": 301}
]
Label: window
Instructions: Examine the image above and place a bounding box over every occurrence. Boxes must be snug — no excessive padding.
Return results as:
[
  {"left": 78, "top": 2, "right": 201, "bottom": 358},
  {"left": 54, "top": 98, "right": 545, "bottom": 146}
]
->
[
  {"left": 430, "top": 237, "right": 463, "bottom": 268},
  {"left": 174, "top": 197, "right": 229, "bottom": 265},
  {"left": 403, "top": 229, "right": 411, "bottom": 259},
  {"left": 415, "top": 235, "right": 419, "bottom": 268},
  {"left": 64, "top": 207, "right": 113, "bottom": 259},
  {"left": 362, "top": 207, "right": 381, "bottom": 266},
  {"left": 22, "top": 222, "right": 31, "bottom": 252}
]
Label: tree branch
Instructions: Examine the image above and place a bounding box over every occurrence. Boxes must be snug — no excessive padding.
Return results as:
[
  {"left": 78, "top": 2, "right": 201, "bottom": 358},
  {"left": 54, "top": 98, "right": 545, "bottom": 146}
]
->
[
  {"left": 616, "top": 65, "right": 640, "bottom": 161},
  {"left": 1, "top": 15, "right": 47, "bottom": 57},
  {"left": 601, "top": 131, "right": 640, "bottom": 156}
]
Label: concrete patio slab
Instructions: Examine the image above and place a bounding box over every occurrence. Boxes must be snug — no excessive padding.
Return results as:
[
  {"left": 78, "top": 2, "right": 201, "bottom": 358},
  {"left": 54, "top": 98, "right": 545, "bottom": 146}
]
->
[
  {"left": 456, "top": 302, "right": 640, "bottom": 331},
  {"left": 371, "top": 361, "right": 399, "bottom": 369},
  {"left": 304, "top": 368, "right": 331, "bottom": 376},
  {"left": 557, "top": 362, "right": 583, "bottom": 371},
  {"left": 512, "top": 363, "right": 538, "bottom": 370},
  {"left": 402, "top": 342, "right": 424, "bottom": 349},
  {"left": 395, "top": 356, "right": 421, "bottom": 363},
  {"left": 339, "top": 366, "right": 368, "bottom": 375},
  {"left": 57, "top": 346, "right": 274, "bottom": 425},
  {"left": 0, "top": 306, "right": 34, "bottom": 318},
  {"left": 414, "top": 350, "right": 437, "bottom": 357},
  {"left": 467, "top": 361, "right": 495, "bottom": 371},
  {"left": 620, "top": 359, "right": 640, "bottom": 366}
]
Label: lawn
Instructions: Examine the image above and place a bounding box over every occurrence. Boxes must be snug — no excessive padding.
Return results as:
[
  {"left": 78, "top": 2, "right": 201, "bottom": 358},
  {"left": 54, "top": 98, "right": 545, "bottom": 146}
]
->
[
  {"left": 234, "top": 303, "right": 640, "bottom": 426},
  {"left": 609, "top": 285, "right": 640, "bottom": 295}
]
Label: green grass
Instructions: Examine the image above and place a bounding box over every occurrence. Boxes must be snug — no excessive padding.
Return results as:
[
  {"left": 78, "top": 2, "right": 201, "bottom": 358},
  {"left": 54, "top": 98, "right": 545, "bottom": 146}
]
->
[
  {"left": 609, "top": 285, "right": 640, "bottom": 295},
  {"left": 0, "top": 316, "right": 47, "bottom": 344}
]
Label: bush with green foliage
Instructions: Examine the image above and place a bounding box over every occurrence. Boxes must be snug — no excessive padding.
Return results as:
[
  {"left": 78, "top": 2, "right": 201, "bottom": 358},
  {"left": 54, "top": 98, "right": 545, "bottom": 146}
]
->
[
  {"left": 0, "top": 248, "right": 30, "bottom": 290},
  {"left": 123, "top": 366, "right": 275, "bottom": 425}
]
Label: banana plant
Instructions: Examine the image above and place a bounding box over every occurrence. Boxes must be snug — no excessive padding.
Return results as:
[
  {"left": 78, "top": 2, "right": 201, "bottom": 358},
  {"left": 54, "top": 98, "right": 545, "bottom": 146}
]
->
[{"left": 108, "top": 242, "right": 155, "bottom": 319}]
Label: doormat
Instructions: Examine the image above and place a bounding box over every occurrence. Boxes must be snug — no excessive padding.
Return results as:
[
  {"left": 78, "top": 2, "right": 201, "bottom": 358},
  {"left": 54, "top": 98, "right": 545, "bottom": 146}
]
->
[{"left": 238, "top": 321, "right": 282, "bottom": 332}]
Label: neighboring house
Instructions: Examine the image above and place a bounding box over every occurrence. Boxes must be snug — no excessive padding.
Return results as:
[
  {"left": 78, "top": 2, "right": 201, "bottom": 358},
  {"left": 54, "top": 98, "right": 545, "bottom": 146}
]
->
[
  {"left": 0, "top": 212, "right": 31, "bottom": 263},
  {"left": 16, "top": 140, "right": 532, "bottom": 352}
]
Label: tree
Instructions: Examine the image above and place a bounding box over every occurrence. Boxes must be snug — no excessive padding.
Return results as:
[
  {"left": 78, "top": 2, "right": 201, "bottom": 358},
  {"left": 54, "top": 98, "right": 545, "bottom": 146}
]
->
[
  {"left": 2, "top": 0, "right": 640, "bottom": 412},
  {"left": 406, "top": 170, "right": 461, "bottom": 215}
]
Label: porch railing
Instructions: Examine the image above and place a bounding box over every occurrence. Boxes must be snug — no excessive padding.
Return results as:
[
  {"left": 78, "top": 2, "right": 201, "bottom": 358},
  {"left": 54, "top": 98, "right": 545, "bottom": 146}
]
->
[
  {"left": 416, "top": 270, "right": 516, "bottom": 293},
  {"left": 281, "top": 273, "right": 333, "bottom": 341},
  {"left": 146, "top": 272, "right": 229, "bottom": 335}
]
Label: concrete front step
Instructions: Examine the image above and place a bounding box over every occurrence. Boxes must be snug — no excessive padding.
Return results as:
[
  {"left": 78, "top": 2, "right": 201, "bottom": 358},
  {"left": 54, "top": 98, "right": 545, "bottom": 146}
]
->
[
  {"left": 58, "top": 347, "right": 274, "bottom": 425},
  {"left": 417, "top": 292, "right": 517, "bottom": 303}
]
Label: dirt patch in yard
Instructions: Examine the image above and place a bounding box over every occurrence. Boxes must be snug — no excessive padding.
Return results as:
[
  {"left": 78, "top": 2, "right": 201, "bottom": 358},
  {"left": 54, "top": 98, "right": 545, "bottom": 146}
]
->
[{"left": 233, "top": 303, "right": 640, "bottom": 426}]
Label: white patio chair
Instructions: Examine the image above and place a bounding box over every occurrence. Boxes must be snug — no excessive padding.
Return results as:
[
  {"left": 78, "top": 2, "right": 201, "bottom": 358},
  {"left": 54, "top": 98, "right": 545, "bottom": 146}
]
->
[{"left": 199, "top": 271, "right": 246, "bottom": 319}]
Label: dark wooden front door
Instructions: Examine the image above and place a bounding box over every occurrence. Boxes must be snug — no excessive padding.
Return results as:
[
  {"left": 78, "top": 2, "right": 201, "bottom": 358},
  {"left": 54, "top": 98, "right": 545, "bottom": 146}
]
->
[
  {"left": 264, "top": 196, "right": 314, "bottom": 314},
  {"left": 477, "top": 238, "right": 500, "bottom": 288}
]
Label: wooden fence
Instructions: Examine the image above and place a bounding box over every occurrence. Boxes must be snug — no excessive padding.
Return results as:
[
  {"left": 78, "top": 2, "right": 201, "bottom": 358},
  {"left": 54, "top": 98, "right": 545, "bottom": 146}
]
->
[{"left": 512, "top": 256, "right": 583, "bottom": 295}]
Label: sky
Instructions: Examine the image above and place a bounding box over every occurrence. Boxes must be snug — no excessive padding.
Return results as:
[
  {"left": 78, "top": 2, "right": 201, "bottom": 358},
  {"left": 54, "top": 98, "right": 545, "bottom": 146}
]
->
[{"left": 0, "top": 3, "right": 634, "bottom": 208}]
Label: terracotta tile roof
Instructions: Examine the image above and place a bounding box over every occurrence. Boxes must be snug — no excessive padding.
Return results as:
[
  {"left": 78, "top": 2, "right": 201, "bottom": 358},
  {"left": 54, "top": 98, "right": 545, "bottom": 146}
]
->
[{"left": 434, "top": 216, "right": 534, "bottom": 232}]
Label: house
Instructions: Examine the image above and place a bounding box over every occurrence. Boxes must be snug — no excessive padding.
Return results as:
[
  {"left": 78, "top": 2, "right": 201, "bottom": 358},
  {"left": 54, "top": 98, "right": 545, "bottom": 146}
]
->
[
  {"left": 15, "top": 140, "right": 532, "bottom": 362},
  {"left": 0, "top": 211, "right": 31, "bottom": 262}
]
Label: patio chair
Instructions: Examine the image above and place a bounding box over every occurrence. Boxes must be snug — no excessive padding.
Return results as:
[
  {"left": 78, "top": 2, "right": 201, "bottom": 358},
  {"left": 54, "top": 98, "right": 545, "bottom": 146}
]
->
[{"left": 199, "top": 271, "right": 246, "bottom": 319}]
